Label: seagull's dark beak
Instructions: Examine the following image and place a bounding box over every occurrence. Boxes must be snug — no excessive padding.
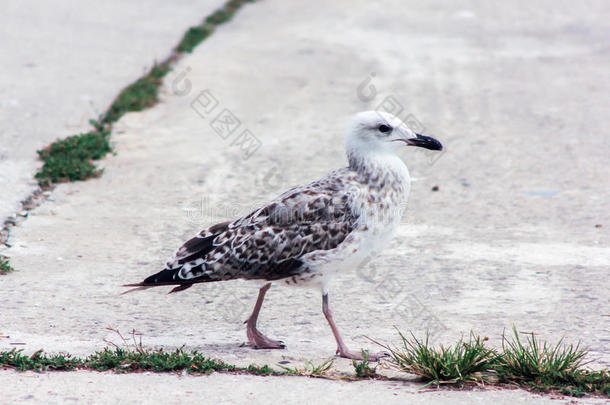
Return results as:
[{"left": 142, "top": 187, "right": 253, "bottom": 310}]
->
[{"left": 405, "top": 133, "right": 443, "bottom": 151}]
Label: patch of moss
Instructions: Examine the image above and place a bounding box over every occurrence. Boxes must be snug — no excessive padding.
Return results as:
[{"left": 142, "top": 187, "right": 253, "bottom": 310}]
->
[
  {"left": 0, "top": 347, "right": 283, "bottom": 376},
  {"left": 35, "top": 126, "right": 111, "bottom": 187},
  {"left": 84, "top": 347, "right": 237, "bottom": 374},
  {"left": 176, "top": 0, "right": 257, "bottom": 53},
  {"left": 0, "top": 349, "right": 81, "bottom": 371},
  {"left": 176, "top": 26, "right": 213, "bottom": 53},
  {"left": 101, "top": 61, "right": 172, "bottom": 125}
]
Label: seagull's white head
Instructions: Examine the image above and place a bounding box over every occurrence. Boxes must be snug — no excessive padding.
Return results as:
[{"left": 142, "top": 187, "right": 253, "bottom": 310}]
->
[{"left": 345, "top": 111, "right": 442, "bottom": 167}]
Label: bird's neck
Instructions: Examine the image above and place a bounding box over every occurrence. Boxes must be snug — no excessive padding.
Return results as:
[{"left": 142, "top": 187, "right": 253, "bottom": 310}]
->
[{"left": 347, "top": 149, "right": 410, "bottom": 190}]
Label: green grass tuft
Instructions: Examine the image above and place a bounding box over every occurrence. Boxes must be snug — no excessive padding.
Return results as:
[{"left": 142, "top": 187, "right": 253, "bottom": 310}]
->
[
  {"left": 381, "top": 327, "right": 609, "bottom": 397},
  {"left": 496, "top": 326, "right": 586, "bottom": 385},
  {"left": 383, "top": 331, "right": 497, "bottom": 386},
  {"left": 0, "top": 256, "right": 14, "bottom": 275},
  {"left": 279, "top": 358, "right": 335, "bottom": 377},
  {"left": 495, "top": 327, "right": 609, "bottom": 396},
  {"left": 352, "top": 350, "right": 377, "bottom": 378}
]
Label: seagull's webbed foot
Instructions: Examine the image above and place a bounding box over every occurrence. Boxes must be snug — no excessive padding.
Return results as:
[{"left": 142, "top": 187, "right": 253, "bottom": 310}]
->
[
  {"left": 322, "top": 292, "right": 387, "bottom": 361},
  {"left": 244, "top": 283, "right": 285, "bottom": 350},
  {"left": 246, "top": 324, "right": 286, "bottom": 350}
]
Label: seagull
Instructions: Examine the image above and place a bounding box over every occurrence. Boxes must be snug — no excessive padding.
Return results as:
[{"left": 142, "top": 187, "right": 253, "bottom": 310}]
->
[{"left": 123, "top": 111, "right": 442, "bottom": 360}]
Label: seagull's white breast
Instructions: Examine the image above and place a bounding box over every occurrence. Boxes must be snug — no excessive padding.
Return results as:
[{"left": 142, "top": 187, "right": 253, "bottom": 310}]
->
[{"left": 298, "top": 154, "right": 411, "bottom": 286}]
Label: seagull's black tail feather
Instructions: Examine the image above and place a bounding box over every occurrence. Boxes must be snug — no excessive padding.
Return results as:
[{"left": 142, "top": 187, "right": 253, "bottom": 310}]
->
[
  {"left": 143, "top": 269, "right": 182, "bottom": 285},
  {"left": 121, "top": 268, "right": 212, "bottom": 295}
]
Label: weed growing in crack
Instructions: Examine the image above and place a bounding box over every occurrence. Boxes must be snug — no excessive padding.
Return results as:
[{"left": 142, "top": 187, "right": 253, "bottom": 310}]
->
[
  {"left": 380, "top": 330, "right": 497, "bottom": 386},
  {"left": 494, "top": 327, "right": 608, "bottom": 397},
  {"left": 279, "top": 358, "right": 335, "bottom": 377},
  {"left": 376, "top": 326, "right": 608, "bottom": 397},
  {"left": 0, "top": 255, "right": 14, "bottom": 275},
  {"left": 35, "top": 123, "right": 111, "bottom": 187},
  {"left": 176, "top": 0, "right": 257, "bottom": 53},
  {"left": 352, "top": 350, "right": 377, "bottom": 378}
]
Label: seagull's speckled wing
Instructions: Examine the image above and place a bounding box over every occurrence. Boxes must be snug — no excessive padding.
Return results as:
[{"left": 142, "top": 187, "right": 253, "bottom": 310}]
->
[{"left": 146, "top": 168, "right": 360, "bottom": 289}]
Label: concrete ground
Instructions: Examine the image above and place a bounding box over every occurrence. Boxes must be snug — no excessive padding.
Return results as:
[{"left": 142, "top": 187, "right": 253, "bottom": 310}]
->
[
  {"left": 2, "top": 370, "right": 603, "bottom": 405},
  {"left": 1, "top": 0, "right": 609, "bottom": 403},
  {"left": 0, "top": 0, "right": 223, "bottom": 227}
]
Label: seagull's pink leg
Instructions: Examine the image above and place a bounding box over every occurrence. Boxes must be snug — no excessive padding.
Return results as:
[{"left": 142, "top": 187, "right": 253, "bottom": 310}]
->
[
  {"left": 245, "top": 283, "right": 285, "bottom": 349},
  {"left": 322, "top": 292, "right": 385, "bottom": 361}
]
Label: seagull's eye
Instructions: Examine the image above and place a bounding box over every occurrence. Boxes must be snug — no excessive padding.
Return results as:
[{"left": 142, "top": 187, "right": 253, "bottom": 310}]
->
[{"left": 378, "top": 124, "right": 392, "bottom": 134}]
